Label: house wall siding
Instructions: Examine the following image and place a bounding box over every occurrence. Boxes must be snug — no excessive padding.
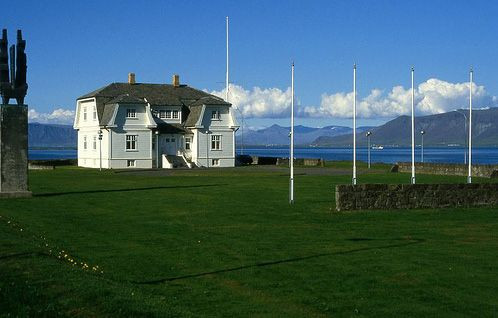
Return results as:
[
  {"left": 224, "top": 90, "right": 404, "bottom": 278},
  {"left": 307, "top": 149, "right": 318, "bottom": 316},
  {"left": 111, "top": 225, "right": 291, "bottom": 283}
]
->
[
  {"left": 75, "top": 94, "right": 236, "bottom": 169},
  {"left": 76, "top": 99, "right": 99, "bottom": 129},
  {"left": 114, "top": 104, "right": 149, "bottom": 127},
  {"left": 77, "top": 128, "right": 110, "bottom": 169},
  {"left": 195, "top": 128, "right": 234, "bottom": 167},
  {"left": 110, "top": 128, "right": 152, "bottom": 160}
]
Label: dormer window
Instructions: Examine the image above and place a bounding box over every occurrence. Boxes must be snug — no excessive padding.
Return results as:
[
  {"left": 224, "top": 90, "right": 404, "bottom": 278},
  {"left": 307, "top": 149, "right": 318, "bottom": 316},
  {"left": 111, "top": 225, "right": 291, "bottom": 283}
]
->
[
  {"left": 173, "top": 110, "right": 179, "bottom": 119},
  {"left": 159, "top": 110, "right": 172, "bottom": 119},
  {"left": 83, "top": 106, "right": 87, "bottom": 121},
  {"left": 126, "top": 108, "right": 136, "bottom": 118},
  {"left": 211, "top": 110, "right": 220, "bottom": 120}
]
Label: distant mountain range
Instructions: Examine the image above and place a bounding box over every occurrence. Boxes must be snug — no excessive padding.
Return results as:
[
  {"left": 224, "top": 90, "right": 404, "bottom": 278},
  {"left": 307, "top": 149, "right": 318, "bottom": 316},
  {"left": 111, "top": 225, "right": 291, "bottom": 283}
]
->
[
  {"left": 27, "top": 107, "right": 498, "bottom": 149},
  {"left": 28, "top": 123, "right": 77, "bottom": 148},
  {"left": 312, "top": 108, "right": 498, "bottom": 147},
  {"left": 237, "top": 124, "right": 373, "bottom": 146}
]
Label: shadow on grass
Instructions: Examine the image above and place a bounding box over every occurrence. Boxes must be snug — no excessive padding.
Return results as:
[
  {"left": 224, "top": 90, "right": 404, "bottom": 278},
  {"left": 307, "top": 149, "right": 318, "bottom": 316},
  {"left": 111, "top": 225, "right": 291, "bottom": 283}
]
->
[
  {"left": 133, "top": 237, "right": 425, "bottom": 284},
  {"left": 34, "top": 184, "right": 227, "bottom": 197}
]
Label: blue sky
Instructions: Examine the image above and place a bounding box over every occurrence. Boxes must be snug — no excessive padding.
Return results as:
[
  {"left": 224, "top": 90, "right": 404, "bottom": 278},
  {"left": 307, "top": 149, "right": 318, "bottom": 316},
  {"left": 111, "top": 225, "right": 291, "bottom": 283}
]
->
[{"left": 3, "top": 0, "right": 498, "bottom": 128}]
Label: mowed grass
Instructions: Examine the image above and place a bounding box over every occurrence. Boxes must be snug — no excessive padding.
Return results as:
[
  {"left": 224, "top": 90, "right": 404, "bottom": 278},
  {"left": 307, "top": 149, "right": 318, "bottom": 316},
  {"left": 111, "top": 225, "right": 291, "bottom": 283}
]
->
[{"left": 1, "top": 164, "right": 497, "bottom": 317}]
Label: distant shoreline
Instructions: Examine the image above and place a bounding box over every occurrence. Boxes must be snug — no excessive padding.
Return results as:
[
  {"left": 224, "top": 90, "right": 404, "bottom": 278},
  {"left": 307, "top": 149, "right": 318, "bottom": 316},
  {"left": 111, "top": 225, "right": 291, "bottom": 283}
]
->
[
  {"left": 29, "top": 147, "right": 77, "bottom": 150},
  {"left": 237, "top": 145, "right": 498, "bottom": 149}
]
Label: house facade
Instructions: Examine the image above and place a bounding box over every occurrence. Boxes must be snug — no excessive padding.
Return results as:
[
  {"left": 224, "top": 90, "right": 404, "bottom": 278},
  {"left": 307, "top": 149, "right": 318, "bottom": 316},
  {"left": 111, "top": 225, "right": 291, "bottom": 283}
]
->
[{"left": 73, "top": 74, "right": 238, "bottom": 169}]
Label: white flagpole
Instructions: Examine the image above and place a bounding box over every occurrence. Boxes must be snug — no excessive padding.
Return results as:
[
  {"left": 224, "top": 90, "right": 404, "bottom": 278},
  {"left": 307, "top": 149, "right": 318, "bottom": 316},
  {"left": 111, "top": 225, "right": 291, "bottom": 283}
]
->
[
  {"left": 352, "top": 64, "right": 357, "bottom": 185},
  {"left": 351, "top": 64, "right": 356, "bottom": 185},
  {"left": 411, "top": 67, "right": 416, "bottom": 184},
  {"left": 226, "top": 16, "right": 229, "bottom": 102},
  {"left": 290, "top": 62, "right": 295, "bottom": 204},
  {"left": 468, "top": 68, "right": 473, "bottom": 184}
]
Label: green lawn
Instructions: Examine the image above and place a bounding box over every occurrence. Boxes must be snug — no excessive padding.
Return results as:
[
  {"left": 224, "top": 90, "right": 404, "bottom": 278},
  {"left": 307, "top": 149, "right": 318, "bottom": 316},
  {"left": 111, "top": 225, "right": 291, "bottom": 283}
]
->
[{"left": 1, "top": 164, "right": 497, "bottom": 317}]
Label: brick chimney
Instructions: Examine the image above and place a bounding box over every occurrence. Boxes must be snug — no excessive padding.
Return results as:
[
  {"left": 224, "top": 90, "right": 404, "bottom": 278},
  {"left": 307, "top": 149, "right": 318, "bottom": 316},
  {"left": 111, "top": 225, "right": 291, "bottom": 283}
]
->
[
  {"left": 172, "top": 74, "right": 180, "bottom": 87},
  {"left": 128, "top": 73, "right": 136, "bottom": 84}
]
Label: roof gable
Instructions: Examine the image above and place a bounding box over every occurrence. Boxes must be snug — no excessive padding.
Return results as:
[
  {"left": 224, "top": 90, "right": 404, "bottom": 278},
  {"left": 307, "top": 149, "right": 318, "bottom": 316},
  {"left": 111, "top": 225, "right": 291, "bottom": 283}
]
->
[{"left": 78, "top": 82, "right": 230, "bottom": 127}]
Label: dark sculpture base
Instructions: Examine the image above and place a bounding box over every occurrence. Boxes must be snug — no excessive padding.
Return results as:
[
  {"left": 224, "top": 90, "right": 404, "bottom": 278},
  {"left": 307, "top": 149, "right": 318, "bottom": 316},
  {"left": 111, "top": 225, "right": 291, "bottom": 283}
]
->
[
  {"left": 0, "top": 104, "right": 31, "bottom": 198},
  {"left": 0, "top": 191, "right": 32, "bottom": 198}
]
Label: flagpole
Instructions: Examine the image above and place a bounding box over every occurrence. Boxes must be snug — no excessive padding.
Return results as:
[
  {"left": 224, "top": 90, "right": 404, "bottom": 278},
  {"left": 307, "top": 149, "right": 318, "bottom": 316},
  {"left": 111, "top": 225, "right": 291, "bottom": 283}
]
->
[
  {"left": 290, "top": 62, "right": 295, "bottom": 204},
  {"left": 468, "top": 68, "right": 473, "bottom": 184},
  {"left": 225, "top": 16, "right": 229, "bottom": 103},
  {"left": 352, "top": 64, "right": 357, "bottom": 185},
  {"left": 411, "top": 67, "right": 416, "bottom": 184}
]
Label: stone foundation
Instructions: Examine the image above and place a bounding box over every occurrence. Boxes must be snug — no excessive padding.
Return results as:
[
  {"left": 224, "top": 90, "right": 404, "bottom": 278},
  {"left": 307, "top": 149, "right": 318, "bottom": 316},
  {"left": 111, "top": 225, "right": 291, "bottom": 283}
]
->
[
  {"left": 0, "top": 104, "right": 31, "bottom": 197},
  {"left": 395, "top": 162, "right": 498, "bottom": 178},
  {"left": 250, "top": 156, "right": 324, "bottom": 167},
  {"left": 277, "top": 158, "right": 324, "bottom": 167},
  {"left": 335, "top": 183, "right": 498, "bottom": 211}
]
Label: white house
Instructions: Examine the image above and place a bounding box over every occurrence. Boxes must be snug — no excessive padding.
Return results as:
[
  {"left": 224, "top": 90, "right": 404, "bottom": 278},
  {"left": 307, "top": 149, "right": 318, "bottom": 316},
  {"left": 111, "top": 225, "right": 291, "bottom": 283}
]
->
[{"left": 73, "top": 74, "right": 238, "bottom": 169}]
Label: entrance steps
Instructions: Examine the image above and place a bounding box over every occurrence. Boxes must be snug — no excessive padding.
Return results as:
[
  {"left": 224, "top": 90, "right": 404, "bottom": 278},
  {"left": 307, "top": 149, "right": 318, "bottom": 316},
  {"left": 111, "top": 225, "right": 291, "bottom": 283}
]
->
[{"left": 165, "top": 155, "right": 189, "bottom": 169}]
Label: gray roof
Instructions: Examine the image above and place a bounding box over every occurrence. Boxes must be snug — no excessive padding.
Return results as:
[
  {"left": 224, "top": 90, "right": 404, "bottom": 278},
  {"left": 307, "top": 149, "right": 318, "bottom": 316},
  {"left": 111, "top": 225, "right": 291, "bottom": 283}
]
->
[
  {"left": 78, "top": 82, "right": 230, "bottom": 127},
  {"left": 184, "top": 105, "right": 204, "bottom": 127},
  {"left": 157, "top": 123, "right": 192, "bottom": 134},
  {"left": 190, "top": 96, "right": 229, "bottom": 106},
  {"left": 106, "top": 94, "right": 146, "bottom": 105}
]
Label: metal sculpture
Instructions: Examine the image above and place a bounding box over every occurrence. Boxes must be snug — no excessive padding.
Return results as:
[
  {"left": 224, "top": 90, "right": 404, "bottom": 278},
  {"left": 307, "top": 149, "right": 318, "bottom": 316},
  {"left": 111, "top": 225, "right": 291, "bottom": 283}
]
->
[{"left": 0, "top": 29, "right": 28, "bottom": 105}]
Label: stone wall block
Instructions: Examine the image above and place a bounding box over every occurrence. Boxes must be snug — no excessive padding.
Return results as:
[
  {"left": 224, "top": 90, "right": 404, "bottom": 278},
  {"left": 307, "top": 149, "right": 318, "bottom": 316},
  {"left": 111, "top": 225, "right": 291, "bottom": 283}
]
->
[
  {"left": 335, "top": 183, "right": 498, "bottom": 211},
  {"left": 0, "top": 105, "right": 31, "bottom": 195}
]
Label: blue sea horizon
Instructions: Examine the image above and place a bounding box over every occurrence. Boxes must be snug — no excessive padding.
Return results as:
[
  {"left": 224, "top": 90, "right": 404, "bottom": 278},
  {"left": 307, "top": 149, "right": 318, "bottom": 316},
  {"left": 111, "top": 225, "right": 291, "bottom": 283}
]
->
[{"left": 28, "top": 147, "right": 498, "bottom": 165}]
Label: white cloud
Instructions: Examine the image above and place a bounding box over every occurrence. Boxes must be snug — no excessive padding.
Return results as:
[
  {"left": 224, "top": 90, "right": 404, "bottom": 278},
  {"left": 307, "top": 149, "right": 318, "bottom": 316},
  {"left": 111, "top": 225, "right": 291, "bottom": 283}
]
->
[
  {"left": 28, "top": 108, "right": 75, "bottom": 125},
  {"left": 304, "top": 78, "right": 498, "bottom": 118},
  {"left": 209, "top": 79, "right": 497, "bottom": 119},
  {"left": 210, "top": 85, "right": 293, "bottom": 118}
]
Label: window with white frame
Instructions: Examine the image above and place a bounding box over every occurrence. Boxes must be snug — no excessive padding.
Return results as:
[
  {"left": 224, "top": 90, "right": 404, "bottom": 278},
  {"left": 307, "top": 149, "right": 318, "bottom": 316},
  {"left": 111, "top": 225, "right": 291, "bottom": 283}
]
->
[
  {"left": 211, "top": 135, "right": 222, "bottom": 150},
  {"left": 126, "top": 135, "right": 137, "bottom": 150},
  {"left": 165, "top": 110, "right": 172, "bottom": 119},
  {"left": 126, "top": 108, "right": 137, "bottom": 118},
  {"left": 83, "top": 107, "right": 87, "bottom": 121},
  {"left": 159, "top": 110, "right": 167, "bottom": 119},
  {"left": 127, "top": 160, "right": 136, "bottom": 167},
  {"left": 185, "top": 137, "right": 191, "bottom": 150},
  {"left": 173, "top": 110, "right": 179, "bottom": 119},
  {"left": 211, "top": 110, "right": 220, "bottom": 120},
  {"left": 212, "top": 159, "right": 219, "bottom": 166},
  {"left": 93, "top": 107, "right": 97, "bottom": 120},
  {"left": 93, "top": 136, "right": 97, "bottom": 150},
  {"left": 83, "top": 136, "right": 87, "bottom": 150}
]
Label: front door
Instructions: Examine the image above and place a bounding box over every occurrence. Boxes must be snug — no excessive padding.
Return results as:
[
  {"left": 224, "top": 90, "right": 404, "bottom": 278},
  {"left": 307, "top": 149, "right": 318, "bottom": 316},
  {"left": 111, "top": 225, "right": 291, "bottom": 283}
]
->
[{"left": 161, "top": 135, "right": 177, "bottom": 155}]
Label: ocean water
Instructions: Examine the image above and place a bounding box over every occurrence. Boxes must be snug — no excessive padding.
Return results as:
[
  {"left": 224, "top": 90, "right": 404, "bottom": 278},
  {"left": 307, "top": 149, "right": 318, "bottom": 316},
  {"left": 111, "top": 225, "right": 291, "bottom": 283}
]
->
[
  {"left": 28, "top": 147, "right": 498, "bottom": 165},
  {"left": 29, "top": 149, "right": 77, "bottom": 160},
  {"left": 237, "top": 147, "right": 498, "bottom": 165}
]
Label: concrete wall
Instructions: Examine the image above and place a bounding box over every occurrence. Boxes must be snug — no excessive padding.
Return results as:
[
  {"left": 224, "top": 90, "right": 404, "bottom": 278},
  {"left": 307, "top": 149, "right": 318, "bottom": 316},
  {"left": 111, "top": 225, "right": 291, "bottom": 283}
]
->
[
  {"left": 250, "top": 156, "right": 324, "bottom": 166},
  {"left": 396, "top": 162, "right": 498, "bottom": 178},
  {"left": 335, "top": 183, "right": 498, "bottom": 211},
  {"left": 0, "top": 105, "right": 29, "bottom": 193},
  {"left": 276, "top": 158, "right": 324, "bottom": 167}
]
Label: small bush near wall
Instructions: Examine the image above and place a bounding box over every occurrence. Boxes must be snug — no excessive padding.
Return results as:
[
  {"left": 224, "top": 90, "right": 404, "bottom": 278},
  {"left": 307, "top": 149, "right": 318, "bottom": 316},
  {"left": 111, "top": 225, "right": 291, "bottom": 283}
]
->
[
  {"left": 235, "top": 155, "right": 253, "bottom": 166},
  {"left": 28, "top": 159, "right": 77, "bottom": 167}
]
